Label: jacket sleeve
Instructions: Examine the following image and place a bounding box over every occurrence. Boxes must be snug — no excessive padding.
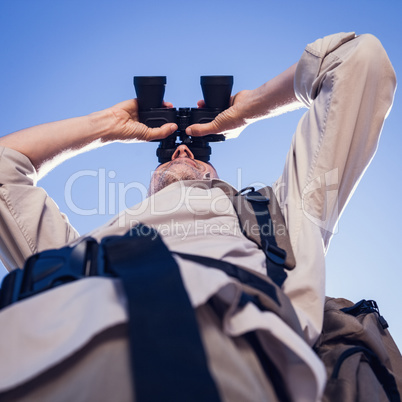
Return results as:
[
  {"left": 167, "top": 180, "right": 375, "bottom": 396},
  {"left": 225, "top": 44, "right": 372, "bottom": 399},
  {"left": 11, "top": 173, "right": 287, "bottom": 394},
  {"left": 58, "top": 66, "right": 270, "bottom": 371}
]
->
[
  {"left": 276, "top": 32, "right": 397, "bottom": 253},
  {"left": 0, "top": 147, "right": 79, "bottom": 271},
  {"left": 273, "top": 32, "right": 397, "bottom": 344}
]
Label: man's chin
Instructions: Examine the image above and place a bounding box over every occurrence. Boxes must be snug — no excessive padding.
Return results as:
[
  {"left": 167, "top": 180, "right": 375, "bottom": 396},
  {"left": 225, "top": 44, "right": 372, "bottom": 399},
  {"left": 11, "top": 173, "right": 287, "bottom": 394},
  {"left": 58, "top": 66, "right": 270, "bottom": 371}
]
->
[{"left": 148, "top": 166, "right": 204, "bottom": 197}]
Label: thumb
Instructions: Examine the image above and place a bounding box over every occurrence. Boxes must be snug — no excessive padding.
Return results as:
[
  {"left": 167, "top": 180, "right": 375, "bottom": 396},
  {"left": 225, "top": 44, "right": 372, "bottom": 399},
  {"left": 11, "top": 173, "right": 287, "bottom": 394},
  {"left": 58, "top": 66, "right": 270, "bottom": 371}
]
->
[
  {"left": 136, "top": 122, "right": 178, "bottom": 142},
  {"left": 186, "top": 106, "right": 242, "bottom": 137},
  {"left": 186, "top": 120, "right": 220, "bottom": 137}
]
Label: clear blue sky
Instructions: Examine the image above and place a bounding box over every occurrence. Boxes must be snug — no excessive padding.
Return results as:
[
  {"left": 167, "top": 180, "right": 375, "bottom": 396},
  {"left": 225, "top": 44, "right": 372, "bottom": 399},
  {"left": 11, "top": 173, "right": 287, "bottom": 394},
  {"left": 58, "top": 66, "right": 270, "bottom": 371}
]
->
[{"left": 0, "top": 0, "right": 401, "bottom": 348}]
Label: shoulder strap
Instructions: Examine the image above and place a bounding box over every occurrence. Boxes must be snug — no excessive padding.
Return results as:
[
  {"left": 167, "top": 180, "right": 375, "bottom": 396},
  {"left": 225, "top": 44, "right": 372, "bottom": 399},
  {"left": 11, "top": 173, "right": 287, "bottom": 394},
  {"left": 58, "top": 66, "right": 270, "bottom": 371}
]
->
[
  {"left": 101, "top": 227, "right": 222, "bottom": 402},
  {"left": 235, "top": 186, "right": 296, "bottom": 270},
  {"left": 211, "top": 181, "right": 296, "bottom": 287}
]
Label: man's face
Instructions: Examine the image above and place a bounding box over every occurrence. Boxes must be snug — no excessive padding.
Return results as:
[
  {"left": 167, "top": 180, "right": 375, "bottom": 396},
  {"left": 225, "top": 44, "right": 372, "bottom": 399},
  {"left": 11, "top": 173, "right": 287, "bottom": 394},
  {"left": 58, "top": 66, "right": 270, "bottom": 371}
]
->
[{"left": 148, "top": 144, "right": 219, "bottom": 196}]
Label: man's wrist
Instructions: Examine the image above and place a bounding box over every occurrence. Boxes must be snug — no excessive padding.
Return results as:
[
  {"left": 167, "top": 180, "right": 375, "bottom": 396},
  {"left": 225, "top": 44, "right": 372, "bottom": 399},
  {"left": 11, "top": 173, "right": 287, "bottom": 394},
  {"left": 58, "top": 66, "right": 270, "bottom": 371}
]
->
[{"left": 87, "top": 109, "right": 118, "bottom": 143}]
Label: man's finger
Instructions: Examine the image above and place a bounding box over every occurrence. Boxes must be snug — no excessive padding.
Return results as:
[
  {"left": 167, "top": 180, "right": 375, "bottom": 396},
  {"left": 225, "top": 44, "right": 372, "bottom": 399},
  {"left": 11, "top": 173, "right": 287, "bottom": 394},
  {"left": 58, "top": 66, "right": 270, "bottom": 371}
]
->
[
  {"left": 185, "top": 122, "right": 218, "bottom": 137},
  {"left": 147, "top": 123, "right": 177, "bottom": 141}
]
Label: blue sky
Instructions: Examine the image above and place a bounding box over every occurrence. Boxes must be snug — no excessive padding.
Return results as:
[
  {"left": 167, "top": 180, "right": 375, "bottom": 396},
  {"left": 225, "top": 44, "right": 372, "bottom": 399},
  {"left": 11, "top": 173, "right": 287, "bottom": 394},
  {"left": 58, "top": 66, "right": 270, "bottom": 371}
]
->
[{"left": 0, "top": 1, "right": 401, "bottom": 348}]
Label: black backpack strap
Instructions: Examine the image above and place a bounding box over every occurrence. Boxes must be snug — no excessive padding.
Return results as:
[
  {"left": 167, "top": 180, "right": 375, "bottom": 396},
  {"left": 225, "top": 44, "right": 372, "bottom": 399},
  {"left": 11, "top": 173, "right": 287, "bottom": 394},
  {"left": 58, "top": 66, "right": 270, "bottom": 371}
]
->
[
  {"left": 99, "top": 225, "right": 221, "bottom": 402},
  {"left": 240, "top": 187, "right": 287, "bottom": 286},
  {"left": 211, "top": 181, "right": 295, "bottom": 269},
  {"left": 254, "top": 186, "right": 296, "bottom": 270},
  {"left": 210, "top": 181, "right": 296, "bottom": 287}
]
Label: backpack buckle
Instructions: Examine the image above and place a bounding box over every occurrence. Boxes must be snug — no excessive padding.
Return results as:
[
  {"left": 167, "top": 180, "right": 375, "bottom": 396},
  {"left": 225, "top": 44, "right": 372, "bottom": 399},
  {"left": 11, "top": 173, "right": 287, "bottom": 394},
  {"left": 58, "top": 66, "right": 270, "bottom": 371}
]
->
[
  {"left": 236, "top": 187, "right": 270, "bottom": 203},
  {"left": 245, "top": 193, "right": 270, "bottom": 203},
  {"left": 264, "top": 242, "right": 287, "bottom": 266},
  {"left": 0, "top": 238, "right": 99, "bottom": 309}
]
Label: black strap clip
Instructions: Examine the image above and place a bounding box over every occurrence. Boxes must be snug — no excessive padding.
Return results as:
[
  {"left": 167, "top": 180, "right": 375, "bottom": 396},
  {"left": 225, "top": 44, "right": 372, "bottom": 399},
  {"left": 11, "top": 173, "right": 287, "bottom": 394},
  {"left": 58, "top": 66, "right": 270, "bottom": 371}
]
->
[
  {"left": 0, "top": 237, "right": 99, "bottom": 309},
  {"left": 264, "top": 242, "right": 287, "bottom": 266},
  {"left": 236, "top": 186, "right": 270, "bottom": 204}
]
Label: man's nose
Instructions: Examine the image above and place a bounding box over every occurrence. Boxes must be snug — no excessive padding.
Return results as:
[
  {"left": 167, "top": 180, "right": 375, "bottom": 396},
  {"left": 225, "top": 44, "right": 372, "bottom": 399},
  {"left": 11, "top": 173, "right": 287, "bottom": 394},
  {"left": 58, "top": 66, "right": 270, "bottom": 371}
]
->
[{"left": 171, "top": 144, "right": 195, "bottom": 160}]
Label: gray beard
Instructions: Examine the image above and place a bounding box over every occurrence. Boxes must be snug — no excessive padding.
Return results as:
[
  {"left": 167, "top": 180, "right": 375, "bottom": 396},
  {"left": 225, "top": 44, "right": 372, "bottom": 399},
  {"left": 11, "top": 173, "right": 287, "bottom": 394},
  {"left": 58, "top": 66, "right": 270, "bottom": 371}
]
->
[{"left": 148, "top": 165, "right": 208, "bottom": 196}]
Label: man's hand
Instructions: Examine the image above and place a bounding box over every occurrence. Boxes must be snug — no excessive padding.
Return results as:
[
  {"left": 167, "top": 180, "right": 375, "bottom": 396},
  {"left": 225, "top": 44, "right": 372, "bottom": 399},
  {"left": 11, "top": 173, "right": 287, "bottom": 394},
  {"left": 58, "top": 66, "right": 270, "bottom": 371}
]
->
[
  {"left": 107, "top": 99, "right": 177, "bottom": 142},
  {"left": 0, "top": 98, "right": 177, "bottom": 178},
  {"left": 186, "top": 63, "right": 302, "bottom": 139},
  {"left": 186, "top": 90, "right": 253, "bottom": 140}
]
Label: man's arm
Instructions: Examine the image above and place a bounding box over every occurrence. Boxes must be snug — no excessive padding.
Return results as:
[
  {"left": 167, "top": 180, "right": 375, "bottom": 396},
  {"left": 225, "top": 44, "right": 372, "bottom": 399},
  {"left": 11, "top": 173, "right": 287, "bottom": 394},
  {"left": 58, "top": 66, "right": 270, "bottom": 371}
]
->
[
  {"left": 0, "top": 99, "right": 177, "bottom": 179},
  {"left": 188, "top": 33, "right": 397, "bottom": 345},
  {"left": 277, "top": 33, "right": 396, "bottom": 344},
  {"left": 0, "top": 99, "right": 177, "bottom": 271}
]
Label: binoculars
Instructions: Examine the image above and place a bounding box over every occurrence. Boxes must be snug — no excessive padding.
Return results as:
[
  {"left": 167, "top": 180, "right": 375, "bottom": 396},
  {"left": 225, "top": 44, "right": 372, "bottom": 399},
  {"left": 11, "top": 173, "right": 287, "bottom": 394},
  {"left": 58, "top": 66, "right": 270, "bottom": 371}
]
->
[{"left": 133, "top": 75, "right": 234, "bottom": 164}]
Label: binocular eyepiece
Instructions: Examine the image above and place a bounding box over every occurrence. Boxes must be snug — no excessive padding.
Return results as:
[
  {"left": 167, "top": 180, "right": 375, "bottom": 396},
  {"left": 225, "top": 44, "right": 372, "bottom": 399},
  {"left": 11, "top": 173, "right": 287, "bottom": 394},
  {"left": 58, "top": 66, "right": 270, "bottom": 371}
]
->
[{"left": 133, "top": 75, "right": 234, "bottom": 164}]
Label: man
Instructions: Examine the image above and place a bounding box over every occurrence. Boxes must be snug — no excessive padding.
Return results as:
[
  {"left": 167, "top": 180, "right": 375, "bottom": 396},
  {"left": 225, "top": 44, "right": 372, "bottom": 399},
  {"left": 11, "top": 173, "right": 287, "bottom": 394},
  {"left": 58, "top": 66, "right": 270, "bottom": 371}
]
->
[{"left": 0, "top": 32, "right": 396, "bottom": 401}]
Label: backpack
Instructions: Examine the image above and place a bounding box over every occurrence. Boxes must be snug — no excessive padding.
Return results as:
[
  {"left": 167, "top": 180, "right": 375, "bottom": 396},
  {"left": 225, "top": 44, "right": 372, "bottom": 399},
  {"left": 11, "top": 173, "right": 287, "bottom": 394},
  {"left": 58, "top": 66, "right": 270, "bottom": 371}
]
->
[
  {"left": 232, "top": 185, "right": 402, "bottom": 401},
  {"left": 1, "top": 183, "right": 401, "bottom": 401},
  {"left": 197, "top": 183, "right": 402, "bottom": 401}
]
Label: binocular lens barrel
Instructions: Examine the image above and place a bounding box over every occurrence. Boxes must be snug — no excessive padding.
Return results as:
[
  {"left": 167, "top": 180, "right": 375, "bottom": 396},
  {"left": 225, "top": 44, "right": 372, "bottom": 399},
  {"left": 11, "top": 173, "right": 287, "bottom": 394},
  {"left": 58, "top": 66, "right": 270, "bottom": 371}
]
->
[
  {"left": 134, "top": 75, "right": 234, "bottom": 111},
  {"left": 134, "top": 76, "right": 166, "bottom": 110},
  {"left": 200, "top": 76, "right": 234, "bottom": 109}
]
